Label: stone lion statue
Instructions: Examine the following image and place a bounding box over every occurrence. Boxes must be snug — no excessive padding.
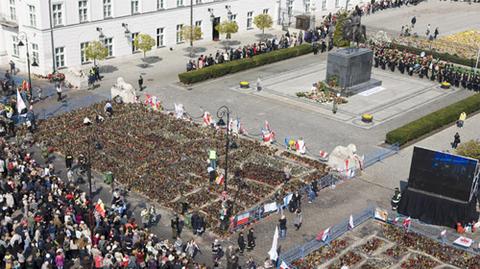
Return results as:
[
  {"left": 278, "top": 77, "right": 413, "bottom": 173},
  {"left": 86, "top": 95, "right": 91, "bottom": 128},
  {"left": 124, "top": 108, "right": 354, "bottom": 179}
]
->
[
  {"left": 111, "top": 77, "right": 137, "bottom": 104},
  {"left": 327, "top": 144, "right": 364, "bottom": 177}
]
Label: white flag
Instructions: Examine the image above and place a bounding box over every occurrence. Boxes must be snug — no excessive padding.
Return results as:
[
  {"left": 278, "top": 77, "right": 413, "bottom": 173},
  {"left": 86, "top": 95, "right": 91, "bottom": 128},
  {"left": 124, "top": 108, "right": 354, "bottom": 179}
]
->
[
  {"left": 279, "top": 261, "right": 290, "bottom": 269},
  {"left": 440, "top": 230, "right": 447, "bottom": 237},
  {"left": 16, "top": 89, "right": 27, "bottom": 115},
  {"left": 349, "top": 215, "right": 354, "bottom": 229},
  {"left": 268, "top": 226, "right": 279, "bottom": 262}
]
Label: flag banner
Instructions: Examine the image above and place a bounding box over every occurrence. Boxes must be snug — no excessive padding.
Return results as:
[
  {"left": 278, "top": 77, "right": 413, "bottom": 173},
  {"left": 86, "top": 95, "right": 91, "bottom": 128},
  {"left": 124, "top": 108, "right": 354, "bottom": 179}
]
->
[
  {"left": 316, "top": 227, "right": 330, "bottom": 242},
  {"left": 236, "top": 212, "right": 250, "bottom": 225},
  {"left": 453, "top": 236, "right": 473, "bottom": 248},
  {"left": 402, "top": 217, "right": 411, "bottom": 229},
  {"left": 268, "top": 226, "right": 279, "bottom": 261},
  {"left": 283, "top": 193, "right": 293, "bottom": 208},
  {"left": 203, "top": 112, "right": 212, "bottom": 126},
  {"left": 264, "top": 202, "right": 278, "bottom": 213},
  {"left": 215, "top": 174, "right": 224, "bottom": 185},
  {"left": 279, "top": 261, "right": 290, "bottom": 269},
  {"left": 16, "top": 89, "right": 27, "bottom": 115},
  {"left": 440, "top": 230, "right": 447, "bottom": 237}
]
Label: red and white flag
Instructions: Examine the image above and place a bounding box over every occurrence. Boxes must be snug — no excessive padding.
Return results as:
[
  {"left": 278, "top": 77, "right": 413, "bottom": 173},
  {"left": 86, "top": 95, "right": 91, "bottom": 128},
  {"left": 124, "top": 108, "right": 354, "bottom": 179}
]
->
[
  {"left": 403, "top": 217, "right": 411, "bottom": 229},
  {"left": 95, "top": 199, "right": 106, "bottom": 218},
  {"left": 296, "top": 139, "right": 306, "bottom": 154},
  {"left": 236, "top": 212, "right": 250, "bottom": 225},
  {"left": 279, "top": 261, "right": 290, "bottom": 269},
  {"left": 316, "top": 227, "right": 330, "bottom": 242},
  {"left": 215, "top": 174, "right": 225, "bottom": 185},
  {"left": 349, "top": 215, "right": 354, "bottom": 229},
  {"left": 203, "top": 112, "right": 212, "bottom": 126}
]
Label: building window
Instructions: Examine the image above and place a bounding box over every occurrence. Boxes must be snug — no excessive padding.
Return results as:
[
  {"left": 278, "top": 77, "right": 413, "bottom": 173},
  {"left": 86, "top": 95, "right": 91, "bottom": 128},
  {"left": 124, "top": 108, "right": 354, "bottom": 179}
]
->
[
  {"left": 9, "top": 0, "right": 16, "bottom": 21},
  {"left": 52, "top": 4, "right": 63, "bottom": 26},
  {"left": 304, "top": 0, "right": 310, "bottom": 13},
  {"left": 288, "top": 1, "right": 293, "bottom": 15},
  {"left": 195, "top": 0, "right": 202, "bottom": 4},
  {"left": 78, "top": 0, "right": 88, "bottom": 23},
  {"left": 157, "top": 28, "right": 164, "bottom": 47},
  {"left": 131, "top": 0, "right": 139, "bottom": 14},
  {"left": 176, "top": 24, "right": 183, "bottom": 43},
  {"left": 132, "top": 33, "right": 139, "bottom": 53},
  {"left": 263, "top": 9, "right": 269, "bottom": 14},
  {"left": 230, "top": 14, "right": 237, "bottom": 22},
  {"left": 29, "top": 5, "right": 37, "bottom": 27},
  {"left": 103, "top": 38, "right": 113, "bottom": 57},
  {"left": 12, "top": 36, "right": 19, "bottom": 57},
  {"left": 322, "top": 0, "right": 327, "bottom": 10},
  {"left": 335, "top": 0, "right": 339, "bottom": 8},
  {"left": 195, "top": 20, "right": 202, "bottom": 28},
  {"left": 55, "top": 47, "right": 65, "bottom": 68},
  {"left": 247, "top": 12, "right": 253, "bottom": 29},
  {"left": 80, "top": 42, "right": 89, "bottom": 64},
  {"left": 103, "top": 0, "right": 112, "bottom": 18},
  {"left": 177, "top": 0, "right": 183, "bottom": 7},
  {"left": 157, "top": 0, "right": 164, "bottom": 9},
  {"left": 31, "top": 43, "right": 39, "bottom": 65}
]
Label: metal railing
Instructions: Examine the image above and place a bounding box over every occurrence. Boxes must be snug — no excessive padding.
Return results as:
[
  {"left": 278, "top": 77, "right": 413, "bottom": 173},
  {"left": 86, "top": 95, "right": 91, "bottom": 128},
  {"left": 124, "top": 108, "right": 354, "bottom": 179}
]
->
[
  {"left": 363, "top": 143, "right": 400, "bottom": 168},
  {"left": 279, "top": 206, "right": 375, "bottom": 265}
]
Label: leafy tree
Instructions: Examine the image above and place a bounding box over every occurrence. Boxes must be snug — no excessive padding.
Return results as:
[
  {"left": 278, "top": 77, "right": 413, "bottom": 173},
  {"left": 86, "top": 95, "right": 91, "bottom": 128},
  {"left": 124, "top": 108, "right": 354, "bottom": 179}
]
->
[
  {"left": 181, "top": 26, "right": 203, "bottom": 56},
  {"left": 85, "top": 41, "right": 108, "bottom": 65},
  {"left": 254, "top": 14, "right": 273, "bottom": 40},
  {"left": 215, "top": 21, "right": 238, "bottom": 40},
  {"left": 333, "top": 12, "right": 350, "bottom": 48},
  {"left": 133, "top": 33, "right": 156, "bottom": 60},
  {"left": 456, "top": 139, "right": 480, "bottom": 161}
]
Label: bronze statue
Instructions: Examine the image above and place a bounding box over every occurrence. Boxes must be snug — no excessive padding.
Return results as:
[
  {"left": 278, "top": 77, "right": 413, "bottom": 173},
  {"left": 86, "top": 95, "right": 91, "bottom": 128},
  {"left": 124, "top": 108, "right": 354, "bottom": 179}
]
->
[{"left": 342, "top": 10, "right": 367, "bottom": 44}]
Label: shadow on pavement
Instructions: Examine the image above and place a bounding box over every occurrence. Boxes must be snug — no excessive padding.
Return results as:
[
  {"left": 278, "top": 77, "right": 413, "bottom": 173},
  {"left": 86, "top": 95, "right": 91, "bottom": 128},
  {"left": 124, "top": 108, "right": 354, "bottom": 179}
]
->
[
  {"left": 142, "top": 56, "right": 162, "bottom": 64},
  {"left": 99, "top": 65, "right": 119, "bottom": 73},
  {"left": 255, "top": 33, "right": 275, "bottom": 40}
]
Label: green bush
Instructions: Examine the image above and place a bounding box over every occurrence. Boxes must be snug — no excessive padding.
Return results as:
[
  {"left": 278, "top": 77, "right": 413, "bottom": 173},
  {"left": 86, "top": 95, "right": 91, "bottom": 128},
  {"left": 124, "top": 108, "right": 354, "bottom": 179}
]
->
[
  {"left": 333, "top": 12, "right": 350, "bottom": 48},
  {"left": 386, "top": 93, "right": 480, "bottom": 146},
  {"left": 178, "top": 44, "right": 313, "bottom": 84},
  {"left": 391, "top": 43, "right": 476, "bottom": 67}
]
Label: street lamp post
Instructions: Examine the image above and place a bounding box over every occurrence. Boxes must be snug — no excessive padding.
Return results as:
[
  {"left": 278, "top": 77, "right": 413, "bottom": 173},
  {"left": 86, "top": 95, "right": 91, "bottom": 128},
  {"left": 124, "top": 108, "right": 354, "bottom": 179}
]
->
[
  {"left": 82, "top": 119, "right": 96, "bottom": 241},
  {"left": 17, "top": 32, "right": 38, "bottom": 102},
  {"left": 48, "top": 0, "right": 56, "bottom": 73},
  {"left": 216, "top": 105, "right": 230, "bottom": 192},
  {"left": 190, "top": 0, "right": 193, "bottom": 52}
]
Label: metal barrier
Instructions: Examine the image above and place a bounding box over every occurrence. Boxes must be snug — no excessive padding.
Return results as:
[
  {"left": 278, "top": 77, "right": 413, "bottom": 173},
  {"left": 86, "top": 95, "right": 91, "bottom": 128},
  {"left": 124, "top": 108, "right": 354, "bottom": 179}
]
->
[
  {"left": 279, "top": 207, "right": 375, "bottom": 266},
  {"left": 229, "top": 173, "right": 341, "bottom": 233},
  {"left": 363, "top": 143, "right": 400, "bottom": 168}
]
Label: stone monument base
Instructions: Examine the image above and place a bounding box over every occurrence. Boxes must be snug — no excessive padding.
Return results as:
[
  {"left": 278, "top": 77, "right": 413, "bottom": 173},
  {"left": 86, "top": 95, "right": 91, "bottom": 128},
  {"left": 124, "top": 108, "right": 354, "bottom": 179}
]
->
[{"left": 342, "top": 78, "right": 382, "bottom": 97}]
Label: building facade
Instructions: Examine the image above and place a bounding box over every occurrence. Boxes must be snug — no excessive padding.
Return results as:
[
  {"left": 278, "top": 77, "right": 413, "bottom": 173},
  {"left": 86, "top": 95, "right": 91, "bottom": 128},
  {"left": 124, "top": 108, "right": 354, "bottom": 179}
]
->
[{"left": 0, "top": 0, "right": 364, "bottom": 76}]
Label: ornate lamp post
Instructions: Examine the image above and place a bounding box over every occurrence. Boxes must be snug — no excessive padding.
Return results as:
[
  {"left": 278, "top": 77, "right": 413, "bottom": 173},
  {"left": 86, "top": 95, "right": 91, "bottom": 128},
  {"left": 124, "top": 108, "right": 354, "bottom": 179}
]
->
[
  {"left": 17, "top": 32, "right": 38, "bottom": 102},
  {"left": 216, "top": 105, "right": 230, "bottom": 192}
]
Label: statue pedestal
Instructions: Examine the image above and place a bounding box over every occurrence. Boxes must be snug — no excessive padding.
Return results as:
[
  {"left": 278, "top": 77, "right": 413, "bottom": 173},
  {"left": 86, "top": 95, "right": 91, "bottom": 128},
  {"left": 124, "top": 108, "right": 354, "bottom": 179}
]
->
[{"left": 326, "top": 48, "right": 381, "bottom": 96}]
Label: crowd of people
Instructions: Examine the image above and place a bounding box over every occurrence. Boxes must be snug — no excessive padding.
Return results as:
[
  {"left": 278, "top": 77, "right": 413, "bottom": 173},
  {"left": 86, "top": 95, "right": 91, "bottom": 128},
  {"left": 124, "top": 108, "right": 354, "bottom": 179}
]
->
[
  {"left": 0, "top": 131, "right": 221, "bottom": 268},
  {"left": 372, "top": 44, "right": 480, "bottom": 91},
  {"left": 186, "top": 32, "right": 308, "bottom": 72}
]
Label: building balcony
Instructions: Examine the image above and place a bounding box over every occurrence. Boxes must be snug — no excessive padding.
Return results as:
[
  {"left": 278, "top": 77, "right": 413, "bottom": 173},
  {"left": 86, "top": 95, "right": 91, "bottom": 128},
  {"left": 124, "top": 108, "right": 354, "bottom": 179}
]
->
[{"left": 0, "top": 13, "right": 19, "bottom": 29}]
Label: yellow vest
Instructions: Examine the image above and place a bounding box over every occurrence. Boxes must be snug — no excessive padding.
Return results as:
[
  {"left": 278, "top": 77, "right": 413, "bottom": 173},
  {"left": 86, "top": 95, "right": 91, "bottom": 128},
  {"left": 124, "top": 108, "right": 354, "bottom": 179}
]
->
[{"left": 209, "top": 150, "right": 217, "bottom": 160}]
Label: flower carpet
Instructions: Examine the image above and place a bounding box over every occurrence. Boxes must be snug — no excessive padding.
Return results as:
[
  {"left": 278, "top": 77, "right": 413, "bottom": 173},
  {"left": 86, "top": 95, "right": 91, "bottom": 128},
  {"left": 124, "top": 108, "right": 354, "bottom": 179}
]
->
[
  {"left": 292, "top": 220, "right": 480, "bottom": 269},
  {"left": 34, "top": 103, "right": 327, "bottom": 235}
]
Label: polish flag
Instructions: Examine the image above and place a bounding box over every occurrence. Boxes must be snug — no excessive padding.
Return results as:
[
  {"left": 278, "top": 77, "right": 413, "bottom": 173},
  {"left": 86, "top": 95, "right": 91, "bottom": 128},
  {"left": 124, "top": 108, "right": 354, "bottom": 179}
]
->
[
  {"left": 403, "top": 217, "right": 411, "bottom": 229},
  {"left": 236, "top": 212, "right": 250, "bottom": 225},
  {"left": 279, "top": 261, "right": 290, "bottom": 269},
  {"left": 319, "top": 150, "right": 329, "bottom": 159},
  {"left": 316, "top": 227, "right": 330, "bottom": 242},
  {"left": 95, "top": 199, "right": 106, "bottom": 218},
  {"left": 203, "top": 112, "right": 212, "bottom": 126},
  {"left": 215, "top": 174, "right": 225, "bottom": 185},
  {"left": 296, "top": 139, "right": 306, "bottom": 154}
]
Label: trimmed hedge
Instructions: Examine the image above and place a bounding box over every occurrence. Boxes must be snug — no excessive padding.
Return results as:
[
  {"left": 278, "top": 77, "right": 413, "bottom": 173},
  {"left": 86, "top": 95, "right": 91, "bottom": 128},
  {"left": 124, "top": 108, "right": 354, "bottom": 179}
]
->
[
  {"left": 178, "top": 44, "right": 313, "bottom": 84},
  {"left": 391, "top": 43, "right": 476, "bottom": 68},
  {"left": 386, "top": 93, "right": 480, "bottom": 146}
]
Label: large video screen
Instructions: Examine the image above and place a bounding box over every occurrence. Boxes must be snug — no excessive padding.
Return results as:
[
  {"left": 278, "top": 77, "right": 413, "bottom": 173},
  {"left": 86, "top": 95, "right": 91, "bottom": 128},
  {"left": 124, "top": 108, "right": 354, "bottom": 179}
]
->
[{"left": 408, "top": 147, "right": 478, "bottom": 202}]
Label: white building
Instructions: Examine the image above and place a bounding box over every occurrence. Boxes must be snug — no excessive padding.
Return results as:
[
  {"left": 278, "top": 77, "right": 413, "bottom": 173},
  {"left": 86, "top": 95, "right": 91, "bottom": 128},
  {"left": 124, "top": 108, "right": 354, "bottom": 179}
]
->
[{"left": 0, "top": 0, "right": 364, "bottom": 76}]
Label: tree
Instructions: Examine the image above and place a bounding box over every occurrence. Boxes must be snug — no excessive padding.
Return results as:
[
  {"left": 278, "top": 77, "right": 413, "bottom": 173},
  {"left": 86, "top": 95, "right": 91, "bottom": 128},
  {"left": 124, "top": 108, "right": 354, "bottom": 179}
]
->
[
  {"left": 456, "top": 139, "right": 480, "bottom": 161},
  {"left": 181, "top": 26, "right": 203, "bottom": 56},
  {"left": 254, "top": 14, "right": 273, "bottom": 40},
  {"left": 85, "top": 41, "right": 108, "bottom": 65},
  {"left": 333, "top": 12, "right": 350, "bottom": 48},
  {"left": 215, "top": 21, "right": 238, "bottom": 40},
  {"left": 133, "top": 33, "right": 156, "bottom": 60}
]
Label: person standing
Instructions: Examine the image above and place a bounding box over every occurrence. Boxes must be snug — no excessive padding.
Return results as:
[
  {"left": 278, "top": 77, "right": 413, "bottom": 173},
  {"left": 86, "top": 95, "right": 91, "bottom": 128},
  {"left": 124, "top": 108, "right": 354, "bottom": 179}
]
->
[
  {"left": 246, "top": 228, "right": 256, "bottom": 251},
  {"left": 171, "top": 214, "right": 180, "bottom": 239},
  {"left": 65, "top": 152, "right": 73, "bottom": 170},
  {"left": 138, "top": 75, "right": 144, "bottom": 91},
  {"left": 411, "top": 16, "right": 416, "bottom": 28},
  {"left": 434, "top": 27, "right": 439, "bottom": 39},
  {"left": 56, "top": 83, "right": 63, "bottom": 102},
  {"left": 9, "top": 60, "right": 15, "bottom": 74},
  {"left": 279, "top": 215, "right": 287, "bottom": 239},
  {"left": 293, "top": 209, "right": 303, "bottom": 230},
  {"left": 237, "top": 232, "right": 246, "bottom": 254},
  {"left": 208, "top": 149, "right": 217, "bottom": 170},
  {"left": 452, "top": 132, "right": 461, "bottom": 149}
]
